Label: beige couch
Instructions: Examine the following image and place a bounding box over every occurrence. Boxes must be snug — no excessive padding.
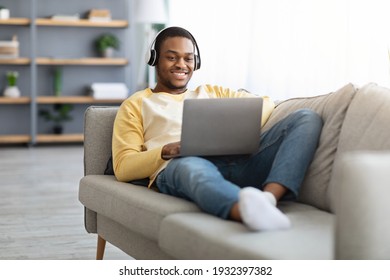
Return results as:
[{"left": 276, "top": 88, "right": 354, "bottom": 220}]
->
[{"left": 79, "top": 83, "right": 390, "bottom": 259}]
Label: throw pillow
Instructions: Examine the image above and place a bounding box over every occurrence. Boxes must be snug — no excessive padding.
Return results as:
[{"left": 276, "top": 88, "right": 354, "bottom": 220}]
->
[
  {"left": 262, "top": 83, "right": 358, "bottom": 211},
  {"left": 104, "top": 155, "right": 115, "bottom": 175}
]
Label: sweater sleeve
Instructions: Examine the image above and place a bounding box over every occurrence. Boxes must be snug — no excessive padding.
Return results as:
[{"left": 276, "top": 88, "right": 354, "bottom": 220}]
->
[{"left": 112, "top": 98, "right": 166, "bottom": 183}]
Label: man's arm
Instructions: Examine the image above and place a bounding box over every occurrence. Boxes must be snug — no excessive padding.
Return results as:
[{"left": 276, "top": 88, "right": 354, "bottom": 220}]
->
[{"left": 112, "top": 100, "right": 166, "bottom": 183}]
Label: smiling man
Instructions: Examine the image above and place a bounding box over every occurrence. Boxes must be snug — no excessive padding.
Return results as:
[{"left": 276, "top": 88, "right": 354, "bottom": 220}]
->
[
  {"left": 153, "top": 31, "right": 194, "bottom": 93},
  {"left": 112, "top": 27, "right": 323, "bottom": 231}
]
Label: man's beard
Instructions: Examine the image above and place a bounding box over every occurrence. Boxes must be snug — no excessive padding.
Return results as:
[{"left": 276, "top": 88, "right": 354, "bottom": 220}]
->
[{"left": 159, "top": 78, "right": 189, "bottom": 92}]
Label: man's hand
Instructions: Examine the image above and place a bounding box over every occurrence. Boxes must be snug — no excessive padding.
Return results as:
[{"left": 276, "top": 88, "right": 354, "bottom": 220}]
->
[{"left": 161, "top": 141, "right": 181, "bottom": 160}]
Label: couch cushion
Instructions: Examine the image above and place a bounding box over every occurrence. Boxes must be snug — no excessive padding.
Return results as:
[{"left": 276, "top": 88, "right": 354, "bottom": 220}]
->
[
  {"left": 333, "top": 83, "right": 390, "bottom": 152},
  {"left": 262, "top": 83, "right": 357, "bottom": 211},
  {"left": 159, "top": 202, "right": 334, "bottom": 259},
  {"left": 79, "top": 175, "right": 200, "bottom": 241},
  {"left": 329, "top": 83, "right": 390, "bottom": 212}
]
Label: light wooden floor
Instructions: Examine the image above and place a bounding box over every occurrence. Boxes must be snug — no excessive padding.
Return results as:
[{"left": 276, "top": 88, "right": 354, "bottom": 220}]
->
[{"left": 0, "top": 145, "right": 132, "bottom": 260}]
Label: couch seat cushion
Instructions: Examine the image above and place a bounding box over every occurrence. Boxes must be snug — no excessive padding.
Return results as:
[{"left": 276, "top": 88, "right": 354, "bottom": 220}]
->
[
  {"left": 79, "top": 175, "right": 200, "bottom": 241},
  {"left": 159, "top": 202, "right": 334, "bottom": 259}
]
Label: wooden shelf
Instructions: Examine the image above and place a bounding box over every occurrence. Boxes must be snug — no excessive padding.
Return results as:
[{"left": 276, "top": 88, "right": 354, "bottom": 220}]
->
[
  {"left": 0, "top": 59, "right": 127, "bottom": 68},
  {"left": 0, "top": 18, "right": 30, "bottom": 25},
  {"left": 35, "top": 18, "right": 128, "bottom": 28},
  {"left": 36, "top": 96, "right": 124, "bottom": 104},
  {"left": 36, "top": 133, "right": 84, "bottom": 143},
  {"left": 0, "top": 58, "right": 31, "bottom": 65},
  {"left": 0, "top": 135, "right": 31, "bottom": 144},
  {"left": 0, "top": 97, "right": 31, "bottom": 104},
  {"left": 36, "top": 57, "right": 128, "bottom": 66}
]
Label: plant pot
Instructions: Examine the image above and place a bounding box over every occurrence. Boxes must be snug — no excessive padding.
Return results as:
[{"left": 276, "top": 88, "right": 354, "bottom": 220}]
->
[
  {"left": 102, "top": 47, "right": 114, "bottom": 58},
  {"left": 3, "top": 86, "right": 21, "bottom": 98},
  {"left": 53, "top": 125, "right": 63, "bottom": 134}
]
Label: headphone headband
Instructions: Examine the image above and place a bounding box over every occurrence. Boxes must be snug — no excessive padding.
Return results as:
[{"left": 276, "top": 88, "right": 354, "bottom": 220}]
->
[{"left": 146, "top": 26, "right": 201, "bottom": 71}]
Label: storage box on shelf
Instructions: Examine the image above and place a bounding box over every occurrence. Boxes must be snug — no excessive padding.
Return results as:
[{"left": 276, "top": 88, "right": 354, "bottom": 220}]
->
[{"left": 0, "top": 35, "right": 19, "bottom": 58}]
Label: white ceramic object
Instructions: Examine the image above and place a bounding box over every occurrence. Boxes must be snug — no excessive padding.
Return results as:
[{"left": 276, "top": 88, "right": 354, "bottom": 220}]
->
[
  {"left": 103, "top": 47, "right": 114, "bottom": 58},
  {"left": 3, "top": 86, "right": 21, "bottom": 98},
  {"left": 0, "top": 9, "right": 10, "bottom": 19}
]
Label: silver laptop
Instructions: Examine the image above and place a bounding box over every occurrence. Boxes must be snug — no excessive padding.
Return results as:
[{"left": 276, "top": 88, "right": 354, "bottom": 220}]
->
[{"left": 177, "top": 97, "right": 263, "bottom": 157}]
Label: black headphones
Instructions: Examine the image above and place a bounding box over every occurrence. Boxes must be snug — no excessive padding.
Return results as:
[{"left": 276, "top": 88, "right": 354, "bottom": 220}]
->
[{"left": 146, "top": 26, "right": 201, "bottom": 71}]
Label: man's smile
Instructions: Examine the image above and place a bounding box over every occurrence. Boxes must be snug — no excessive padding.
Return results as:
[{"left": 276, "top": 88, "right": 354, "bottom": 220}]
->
[{"left": 172, "top": 71, "right": 188, "bottom": 79}]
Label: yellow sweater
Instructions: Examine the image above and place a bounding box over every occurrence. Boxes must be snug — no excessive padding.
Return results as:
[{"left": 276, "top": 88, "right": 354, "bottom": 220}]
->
[{"left": 112, "top": 84, "right": 275, "bottom": 186}]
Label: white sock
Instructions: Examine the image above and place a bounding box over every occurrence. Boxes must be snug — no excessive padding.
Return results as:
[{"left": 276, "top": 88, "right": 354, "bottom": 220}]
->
[
  {"left": 263, "top": 191, "right": 277, "bottom": 206},
  {"left": 238, "top": 187, "right": 291, "bottom": 231}
]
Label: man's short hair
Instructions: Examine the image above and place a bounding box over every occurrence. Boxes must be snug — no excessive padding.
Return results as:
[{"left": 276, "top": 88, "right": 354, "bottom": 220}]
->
[{"left": 154, "top": 26, "right": 196, "bottom": 59}]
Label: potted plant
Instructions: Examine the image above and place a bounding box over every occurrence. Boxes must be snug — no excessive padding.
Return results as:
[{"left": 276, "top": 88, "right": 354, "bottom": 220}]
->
[
  {"left": 39, "top": 103, "right": 73, "bottom": 134},
  {"left": 95, "top": 33, "right": 120, "bottom": 57},
  {"left": 3, "top": 71, "right": 21, "bottom": 98}
]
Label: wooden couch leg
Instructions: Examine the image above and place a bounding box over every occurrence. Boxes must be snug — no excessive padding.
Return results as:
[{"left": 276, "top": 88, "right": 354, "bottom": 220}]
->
[{"left": 96, "top": 235, "right": 106, "bottom": 260}]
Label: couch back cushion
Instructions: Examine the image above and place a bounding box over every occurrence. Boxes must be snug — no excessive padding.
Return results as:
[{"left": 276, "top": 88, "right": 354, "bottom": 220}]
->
[
  {"left": 328, "top": 83, "right": 390, "bottom": 212},
  {"left": 262, "top": 83, "right": 357, "bottom": 211},
  {"left": 84, "top": 106, "right": 118, "bottom": 175}
]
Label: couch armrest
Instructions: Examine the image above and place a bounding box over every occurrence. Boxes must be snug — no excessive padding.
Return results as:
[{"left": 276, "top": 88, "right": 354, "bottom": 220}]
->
[
  {"left": 84, "top": 106, "right": 119, "bottom": 176},
  {"left": 333, "top": 152, "right": 390, "bottom": 259}
]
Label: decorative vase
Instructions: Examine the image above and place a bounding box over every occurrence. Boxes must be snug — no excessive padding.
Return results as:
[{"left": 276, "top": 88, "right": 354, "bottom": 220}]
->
[{"left": 3, "top": 86, "right": 21, "bottom": 98}]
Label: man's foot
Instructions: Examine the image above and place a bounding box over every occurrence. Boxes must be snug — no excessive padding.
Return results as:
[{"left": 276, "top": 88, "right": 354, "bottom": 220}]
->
[{"left": 238, "top": 187, "right": 291, "bottom": 231}]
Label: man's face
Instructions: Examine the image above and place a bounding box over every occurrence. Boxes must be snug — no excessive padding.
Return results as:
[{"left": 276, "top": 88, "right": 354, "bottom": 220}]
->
[{"left": 154, "top": 36, "right": 195, "bottom": 94}]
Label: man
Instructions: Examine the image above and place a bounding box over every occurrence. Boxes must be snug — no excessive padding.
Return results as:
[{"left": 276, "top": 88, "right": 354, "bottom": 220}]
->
[{"left": 112, "top": 27, "right": 323, "bottom": 231}]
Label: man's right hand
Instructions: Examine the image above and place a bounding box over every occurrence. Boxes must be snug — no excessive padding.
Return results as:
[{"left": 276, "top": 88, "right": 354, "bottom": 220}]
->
[{"left": 161, "top": 141, "right": 181, "bottom": 160}]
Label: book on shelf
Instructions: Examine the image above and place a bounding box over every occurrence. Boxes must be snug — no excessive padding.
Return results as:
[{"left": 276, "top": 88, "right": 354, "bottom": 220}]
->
[
  {"left": 0, "top": 35, "right": 19, "bottom": 58},
  {"left": 90, "top": 83, "right": 128, "bottom": 99},
  {"left": 51, "top": 14, "right": 80, "bottom": 21}
]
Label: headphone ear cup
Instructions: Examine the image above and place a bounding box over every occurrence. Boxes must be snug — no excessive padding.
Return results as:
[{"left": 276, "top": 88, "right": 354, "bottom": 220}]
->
[
  {"left": 194, "top": 54, "right": 201, "bottom": 71},
  {"left": 146, "top": 49, "right": 157, "bottom": 66}
]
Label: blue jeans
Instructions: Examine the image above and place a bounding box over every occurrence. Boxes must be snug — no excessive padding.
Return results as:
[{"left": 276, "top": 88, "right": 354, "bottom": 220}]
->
[{"left": 156, "top": 109, "right": 323, "bottom": 219}]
